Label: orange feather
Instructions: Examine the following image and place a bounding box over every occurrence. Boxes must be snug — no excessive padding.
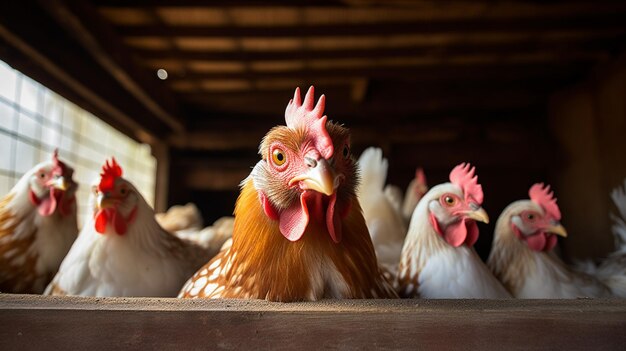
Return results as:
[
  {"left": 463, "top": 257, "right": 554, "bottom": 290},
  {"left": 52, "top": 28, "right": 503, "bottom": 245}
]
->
[{"left": 180, "top": 179, "right": 396, "bottom": 301}]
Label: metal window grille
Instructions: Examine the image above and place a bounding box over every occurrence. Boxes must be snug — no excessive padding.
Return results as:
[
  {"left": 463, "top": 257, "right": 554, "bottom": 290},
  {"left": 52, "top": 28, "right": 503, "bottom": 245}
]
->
[{"left": 0, "top": 60, "right": 157, "bottom": 226}]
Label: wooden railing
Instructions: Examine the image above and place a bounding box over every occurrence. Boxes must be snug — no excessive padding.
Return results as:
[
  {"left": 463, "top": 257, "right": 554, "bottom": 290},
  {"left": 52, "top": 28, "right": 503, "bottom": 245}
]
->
[{"left": 0, "top": 294, "right": 624, "bottom": 350}]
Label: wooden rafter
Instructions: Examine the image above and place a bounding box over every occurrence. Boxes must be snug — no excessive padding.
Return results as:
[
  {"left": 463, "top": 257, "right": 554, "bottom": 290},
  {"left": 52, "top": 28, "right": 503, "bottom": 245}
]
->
[
  {"left": 130, "top": 37, "right": 623, "bottom": 62},
  {"left": 115, "top": 15, "right": 626, "bottom": 38},
  {"left": 0, "top": 2, "right": 175, "bottom": 140},
  {"left": 39, "top": 0, "right": 185, "bottom": 134}
]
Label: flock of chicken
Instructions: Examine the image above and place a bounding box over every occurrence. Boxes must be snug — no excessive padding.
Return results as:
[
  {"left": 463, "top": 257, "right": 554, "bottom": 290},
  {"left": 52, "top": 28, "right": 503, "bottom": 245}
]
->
[{"left": 1, "top": 86, "right": 625, "bottom": 301}]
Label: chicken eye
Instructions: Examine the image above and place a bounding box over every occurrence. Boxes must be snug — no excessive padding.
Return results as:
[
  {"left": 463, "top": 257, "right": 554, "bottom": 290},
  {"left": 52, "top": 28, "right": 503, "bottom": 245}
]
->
[
  {"left": 272, "top": 149, "right": 286, "bottom": 166},
  {"left": 443, "top": 195, "right": 456, "bottom": 206},
  {"left": 39, "top": 172, "right": 46, "bottom": 179},
  {"left": 342, "top": 145, "right": 350, "bottom": 158},
  {"left": 526, "top": 213, "right": 535, "bottom": 221}
]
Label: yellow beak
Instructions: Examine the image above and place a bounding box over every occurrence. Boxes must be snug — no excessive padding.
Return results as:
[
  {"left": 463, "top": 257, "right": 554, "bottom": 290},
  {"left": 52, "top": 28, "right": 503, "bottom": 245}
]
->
[
  {"left": 546, "top": 223, "right": 568, "bottom": 238},
  {"left": 96, "top": 193, "right": 116, "bottom": 210},
  {"left": 47, "top": 176, "right": 70, "bottom": 191},
  {"left": 464, "top": 207, "right": 490, "bottom": 224},
  {"left": 288, "top": 159, "right": 339, "bottom": 196}
]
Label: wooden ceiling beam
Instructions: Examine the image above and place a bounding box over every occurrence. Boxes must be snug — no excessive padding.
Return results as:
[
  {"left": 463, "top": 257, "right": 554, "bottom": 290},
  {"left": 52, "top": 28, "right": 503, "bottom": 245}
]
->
[
  {"left": 95, "top": 0, "right": 344, "bottom": 7},
  {"left": 0, "top": 2, "right": 173, "bottom": 141},
  {"left": 173, "top": 113, "right": 547, "bottom": 152},
  {"left": 168, "top": 62, "right": 589, "bottom": 84},
  {"left": 116, "top": 14, "right": 626, "bottom": 38},
  {"left": 132, "top": 37, "right": 621, "bottom": 62},
  {"left": 39, "top": 0, "right": 185, "bottom": 134},
  {"left": 93, "top": 0, "right": 618, "bottom": 8}
]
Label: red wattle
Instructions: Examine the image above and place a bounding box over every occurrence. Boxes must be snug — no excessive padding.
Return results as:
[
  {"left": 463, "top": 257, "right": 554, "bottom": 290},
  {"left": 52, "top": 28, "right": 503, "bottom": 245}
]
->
[
  {"left": 29, "top": 190, "right": 41, "bottom": 206},
  {"left": 93, "top": 206, "right": 136, "bottom": 235},
  {"left": 38, "top": 188, "right": 62, "bottom": 217},
  {"left": 326, "top": 192, "right": 341, "bottom": 243},
  {"left": 445, "top": 219, "right": 469, "bottom": 247},
  {"left": 464, "top": 220, "right": 479, "bottom": 247},
  {"left": 526, "top": 232, "right": 547, "bottom": 251},
  {"left": 429, "top": 213, "right": 479, "bottom": 247},
  {"left": 95, "top": 209, "right": 109, "bottom": 234},
  {"left": 279, "top": 192, "right": 310, "bottom": 241},
  {"left": 260, "top": 192, "right": 279, "bottom": 220},
  {"left": 525, "top": 231, "right": 558, "bottom": 252},
  {"left": 545, "top": 234, "right": 558, "bottom": 251}
]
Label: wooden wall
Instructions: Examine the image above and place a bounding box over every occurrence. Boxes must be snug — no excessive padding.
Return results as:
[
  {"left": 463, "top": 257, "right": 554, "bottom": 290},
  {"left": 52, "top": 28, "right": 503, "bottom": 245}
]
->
[{"left": 550, "top": 55, "right": 626, "bottom": 260}]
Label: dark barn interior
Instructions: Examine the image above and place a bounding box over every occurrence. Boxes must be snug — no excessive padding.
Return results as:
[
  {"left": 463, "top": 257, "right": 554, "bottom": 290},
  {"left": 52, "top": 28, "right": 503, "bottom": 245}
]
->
[{"left": 1, "top": 0, "right": 626, "bottom": 263}]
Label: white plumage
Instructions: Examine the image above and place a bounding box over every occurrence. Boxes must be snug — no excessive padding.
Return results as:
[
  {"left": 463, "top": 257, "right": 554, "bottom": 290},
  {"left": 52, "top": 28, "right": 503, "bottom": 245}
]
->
[
  {"left": 569, "top": 178, "right": 626, "bottom": 297},
  {"left": 488, "top": 191, "right": 617, "bottom": 298},
  {"left": 0, "top": 155, "right": 78, "bottom": 294},
  {"left": 46, "top": 164, "right": 210, "bottom": 297},
  {"left": 398, "top": 183, "right": 511, "bottom": 298},
  {"left": 357, "top": 147, "right": 407, "bottom": 272}
]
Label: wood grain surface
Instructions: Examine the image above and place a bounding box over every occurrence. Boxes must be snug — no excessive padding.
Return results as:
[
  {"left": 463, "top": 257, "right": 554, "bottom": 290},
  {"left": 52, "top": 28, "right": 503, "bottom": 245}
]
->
[{"left": 1, "top": 294, "right": 624, "bottom": 350}]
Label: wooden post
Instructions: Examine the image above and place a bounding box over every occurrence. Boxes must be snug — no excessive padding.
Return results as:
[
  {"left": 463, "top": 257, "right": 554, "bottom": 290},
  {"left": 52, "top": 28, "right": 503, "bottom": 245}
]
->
[{"left": 152, "top": 141, "right": 170, "bottom": 213}]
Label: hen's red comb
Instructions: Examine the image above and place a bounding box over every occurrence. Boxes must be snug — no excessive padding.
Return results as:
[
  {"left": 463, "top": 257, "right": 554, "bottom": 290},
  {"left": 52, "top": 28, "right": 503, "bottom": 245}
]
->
[
  {"left": 529, "top": 183, "right": 561, "bottom": 221},
  {"left": 98, "top": 157, "right": 123, "bottom": 192},
  {"left": 284, "top": 86, "right": 333, "bottom": 159},
  {"left": 416, "top": 168, "right": 427, "bottom": 186},
  {"left": 449, "top": 163, "right": 484, "bottom": 205},
  {"left": 51, "top": 149, "right": 67, "bottom": 175}
]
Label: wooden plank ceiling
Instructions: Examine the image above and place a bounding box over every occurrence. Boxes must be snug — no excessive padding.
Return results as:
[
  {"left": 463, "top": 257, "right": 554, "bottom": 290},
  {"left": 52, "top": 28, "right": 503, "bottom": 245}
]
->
[{"left": 1, "top": 0, "right": 625, "bottom": 191}]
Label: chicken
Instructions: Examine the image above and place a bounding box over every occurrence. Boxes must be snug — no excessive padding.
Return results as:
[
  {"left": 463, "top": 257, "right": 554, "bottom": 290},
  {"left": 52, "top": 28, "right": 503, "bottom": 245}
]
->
[
  {"left": 383, "top": 184, "right": 404, "bottom": 215},
  {"left": 155, "top": 202, "right": 231, "bottom": 255},
  {"left": 357, "top": 147, "right": 407, "bottom": 273},
  {"left": 0, "top": 150, "right": 78, "bottom": 294},
  {"left": 175, "top": 216, "right": 234, "bottom": 258},
  {"left": 488, "top": 183, "right": 621, "bottom": 298},
  {"left": 610, "top": 178, "right": 626, "bottom": 254},
  {"left": 45, "top": 158, "right": 211, "bottom": 297},
  {"left": 573, "top": 180, "right": 626, "bottom": 297},
  {"left": 156, "top": 202, "right": 203, "bottom": 235},
  {"left": 179, "top": 86, "right": 397, "bottom": 301},
  {"left": 397, "top": 163, "right": 510, "bottom": 298},
  {"left": 402, "top": 168, "right": 428, "bottom": 223}
]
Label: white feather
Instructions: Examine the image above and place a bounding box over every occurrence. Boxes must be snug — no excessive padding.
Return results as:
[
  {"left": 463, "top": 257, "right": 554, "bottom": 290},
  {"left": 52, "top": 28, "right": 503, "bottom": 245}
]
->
[
  {"left": 48, "top": 179, "right": 206, "bottom": 297},
  {"left": 489, "top": 200, "right": 613, "bottom": 298},
  {"left": 401, "top": 183, "right": 511, "bottom": 298},
  {"left": 357, "top": 147, "right": 407, "bottom": 270},
  {"left": 1, "top": 159, "right": 78, "bottom": 293},
  {"left": 419, "top": 246, "right": 511, "bottom": 298}
]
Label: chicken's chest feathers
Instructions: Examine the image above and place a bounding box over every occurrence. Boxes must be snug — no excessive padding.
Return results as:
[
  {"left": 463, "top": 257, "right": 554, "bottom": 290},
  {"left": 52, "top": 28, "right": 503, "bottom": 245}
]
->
[
  {"left": 186, "top": 179, "right": 382, "bottom": 301},
  {"left": 32, "top": 210, "right": 77, "bottom": 275},
  {"left": 515, "top": 253, "right": 611, "bottom": 298},
  {"left": 58, "top": 220, "right": 187, "bottom": 297},
  {"left": 418, "top": 245, "right": 509, "bottom": 298},
  {"left": 0, "top": 192, "right": 77, "bottom": 293}
]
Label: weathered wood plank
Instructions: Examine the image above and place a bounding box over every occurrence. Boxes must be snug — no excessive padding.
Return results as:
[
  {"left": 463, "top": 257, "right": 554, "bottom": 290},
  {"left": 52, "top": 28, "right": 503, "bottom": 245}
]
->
[{"left": 0, "top": 295, "right": 624, "bottom": 350}]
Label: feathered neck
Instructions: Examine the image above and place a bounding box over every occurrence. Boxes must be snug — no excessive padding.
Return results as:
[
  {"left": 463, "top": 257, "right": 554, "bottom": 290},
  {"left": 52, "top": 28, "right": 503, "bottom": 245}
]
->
[
  {"left": 400, "top": 196, "right": 450, "bottom": 277},
  {"left": 488, "top": 206, "right": 537, "bottom": 295},
  {"left": 226, "top": 178, "right": 387, "bottom": 301}
]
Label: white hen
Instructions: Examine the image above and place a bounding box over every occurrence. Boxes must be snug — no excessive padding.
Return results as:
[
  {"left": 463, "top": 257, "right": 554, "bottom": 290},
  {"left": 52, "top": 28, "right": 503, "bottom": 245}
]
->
[
  {"left": 45, "top": 158, "right": 211, "bottom": 297},
  {"left": 397, "top": 163, "right": 511, "bottom": 298},
  {"left": 488, "top": 183, "right": 613, "bottom": 298}
]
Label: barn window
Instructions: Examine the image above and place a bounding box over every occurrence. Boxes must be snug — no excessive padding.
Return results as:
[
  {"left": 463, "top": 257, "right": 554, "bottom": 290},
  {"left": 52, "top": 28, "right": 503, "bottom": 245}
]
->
[{"left": 0, "top": 59, "right": 157, "bottom": 225}]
